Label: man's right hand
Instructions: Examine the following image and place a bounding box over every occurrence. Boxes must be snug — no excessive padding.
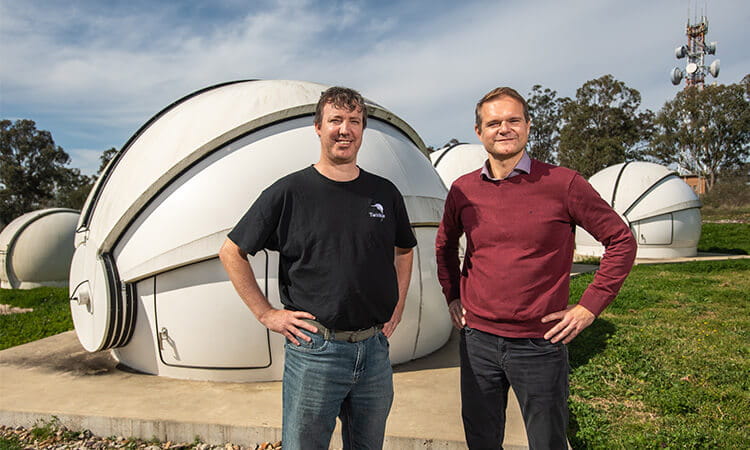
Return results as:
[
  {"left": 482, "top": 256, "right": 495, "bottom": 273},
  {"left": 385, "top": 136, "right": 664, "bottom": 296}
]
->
[
  {"left": 448, "top": 299, "right": 466, "bottom": 329},
  {"left": 258, "top": 309, "right": 318, "bottom": 346}
]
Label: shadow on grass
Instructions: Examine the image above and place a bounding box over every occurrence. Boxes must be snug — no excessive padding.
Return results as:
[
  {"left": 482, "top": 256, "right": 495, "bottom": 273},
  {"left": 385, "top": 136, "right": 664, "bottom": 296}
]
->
[
  {"left": 568, "top": 318, "right": 616, "bottom": 370},
  {"left": 698, "top": 246, "right": 748, "bottom": 255},
  {"left": 567, "top": 318, "right": 616, "bottom": 449}
]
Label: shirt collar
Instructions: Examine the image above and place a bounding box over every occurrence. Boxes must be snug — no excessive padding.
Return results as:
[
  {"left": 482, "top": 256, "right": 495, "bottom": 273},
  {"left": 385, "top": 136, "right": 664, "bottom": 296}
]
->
[{"left": 480, "top": 152, "right": 531, "bottom": 181}]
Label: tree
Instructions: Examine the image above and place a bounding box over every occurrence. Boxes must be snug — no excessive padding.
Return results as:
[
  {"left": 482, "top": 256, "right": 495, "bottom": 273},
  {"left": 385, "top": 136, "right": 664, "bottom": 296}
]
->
[
  {"left": 97, "top": 147, "right": 118, "bottom": 176},
  {"left": 53, "top": 168, "right": 93, "bottom": 211},
  {"left": 558, "top": 75, "right": 654, "bottom": 178},
  {"left": 425, "top": 138, "right": 461, "bottom": 155},
  {"left": 0, "top": 119, "right": 73, "bottom": 223},
  {"left": 526, "top": 85, "right": 569, "bottom": 164},
  {"left": 53, "top": 147, "right": 119, "bottom": 212},
  {"left": 648, "top": 82, "right": 750, "bottom": 190}
]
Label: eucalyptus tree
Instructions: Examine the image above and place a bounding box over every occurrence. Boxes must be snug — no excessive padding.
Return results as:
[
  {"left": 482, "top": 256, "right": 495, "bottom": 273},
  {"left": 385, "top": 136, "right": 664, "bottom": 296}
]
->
[{"left": 558, "top": 75, "right": 653, "bottom": 178}]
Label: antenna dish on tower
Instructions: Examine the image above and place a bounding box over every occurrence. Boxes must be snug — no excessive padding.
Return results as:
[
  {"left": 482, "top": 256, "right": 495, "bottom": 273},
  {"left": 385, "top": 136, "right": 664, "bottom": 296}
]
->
[
  {"left": 669, "top": 12, "right": 719, "bottom": 88},
  {"left": 709, "top": 59, "right": 720, "bottom": 77},
  {"left": 670, "top": 68, "right": 684, "bottom": 86}
]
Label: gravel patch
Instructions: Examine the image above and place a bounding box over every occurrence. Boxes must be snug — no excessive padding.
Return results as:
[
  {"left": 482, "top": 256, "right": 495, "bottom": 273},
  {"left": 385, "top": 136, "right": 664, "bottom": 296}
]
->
[{"left": 0, "top": 424, "right": 282, "bottom": 449}]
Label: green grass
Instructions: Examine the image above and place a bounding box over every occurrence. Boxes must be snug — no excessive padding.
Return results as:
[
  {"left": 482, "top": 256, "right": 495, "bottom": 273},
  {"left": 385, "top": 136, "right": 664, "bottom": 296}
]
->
[
  {"left": 567, "top": 259, "right": 750, "bottom": 448},
  {"left": 0, "top": 287, "right": 73, "bottom": 351},
  {"left": 698, "top": 222, "right": 750, "bottom": 255},
  {"left": 0, "top": 435, "right": 22, "bottom": 450}
]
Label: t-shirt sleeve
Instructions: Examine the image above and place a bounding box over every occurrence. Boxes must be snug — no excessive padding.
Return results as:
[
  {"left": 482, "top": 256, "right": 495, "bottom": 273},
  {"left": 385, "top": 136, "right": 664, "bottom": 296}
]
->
[
  {"left": 393, "top": 187, "right": 417, "bottom": 249},
  {"left": 227, "top": 186, "right": 282, "bottom": 255}
]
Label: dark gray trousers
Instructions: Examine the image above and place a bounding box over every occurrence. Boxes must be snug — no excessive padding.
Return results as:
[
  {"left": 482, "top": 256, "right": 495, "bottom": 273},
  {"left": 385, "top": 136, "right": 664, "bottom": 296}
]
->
[{"left": 459, "top": 327, "right": 569, "bottom": 450}]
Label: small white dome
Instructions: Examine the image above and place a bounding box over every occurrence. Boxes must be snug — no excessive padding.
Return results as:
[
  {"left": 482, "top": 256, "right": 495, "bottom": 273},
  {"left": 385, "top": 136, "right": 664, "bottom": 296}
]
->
[
  {"left": 0, "top": 208, "right": 79, "bottom": 289},
  {"left": 576, "top": 162, "right": 702, "bottom": 259},
  {"left": 430, "top": 143, "right": 487, "bottom": 188}
]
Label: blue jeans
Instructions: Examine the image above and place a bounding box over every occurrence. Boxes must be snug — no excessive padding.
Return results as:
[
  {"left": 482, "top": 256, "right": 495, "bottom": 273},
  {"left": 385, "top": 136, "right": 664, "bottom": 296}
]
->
[
  {"left": 282, "top": 329, "right": 393, "bottom": 450},
  {"left": 460, "top": 327, "right": 569, "bottom": 450}
]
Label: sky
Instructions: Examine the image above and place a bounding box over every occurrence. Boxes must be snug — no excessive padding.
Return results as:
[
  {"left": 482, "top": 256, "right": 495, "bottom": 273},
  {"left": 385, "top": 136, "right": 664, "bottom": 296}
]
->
[{"left": 1, "top": 0, "right": 749, "bottom": 175}]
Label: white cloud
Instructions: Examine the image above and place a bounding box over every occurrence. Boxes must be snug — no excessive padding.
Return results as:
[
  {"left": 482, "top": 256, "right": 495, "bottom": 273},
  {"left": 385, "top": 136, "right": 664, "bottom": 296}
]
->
[{"left": 1, "top": 0, "right": 748, "bottom": 171}]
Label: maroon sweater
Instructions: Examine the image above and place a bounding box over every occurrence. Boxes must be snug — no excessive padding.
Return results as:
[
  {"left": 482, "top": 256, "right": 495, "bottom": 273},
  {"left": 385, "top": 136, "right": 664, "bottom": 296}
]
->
[{"left": 436, "top": 159, "right": 636, "bottom": 338}]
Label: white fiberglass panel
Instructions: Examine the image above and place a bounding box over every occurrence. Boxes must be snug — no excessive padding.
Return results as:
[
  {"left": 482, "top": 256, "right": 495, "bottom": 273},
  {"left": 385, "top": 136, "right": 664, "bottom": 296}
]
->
[
  {"left": 362, "top": 120, "right": 447, "bottom": 202},
  {"left": 114, "top": 117, "right": 441, "bottom": 281},
  {"left": 587, "top": 164, "right": 622, "bottom": 209},
  {"left": 386, "top": 237, "right": 421, "bottom": 365},
  {"left": 635, "top": 214, "right": 673, "bottom": 245},
  {"left": 431, "top": 144, "right": 488, "bottom": 189},
  {"left": 155, "top": 256, "right": 271, "bottom": 369},
  {"left": 112, "top": 277, "right": 159, "bottom": 374},
  {"left": 610, "top": 163, "right": 673, "bottom": 213},
  {"left": 672, "top": 208, "right": 701, "bottom": 251},
  {"left": 84, "top": 80, "right": 328, "bottom": 249},
  {"left": 114, "top": 117, "right": 317, "bottom": 280},
  {"left": 413, "top": 227, "right": 452, "bottom": 358},
  {"left": 11, "top": 212, "right": 78, "bottom": 283},
  {"left": 69, "top": 245, "right": 113, "bottom": 352},
  {"left": 626, "top": 176, "right": 701, "bottom": 222}
]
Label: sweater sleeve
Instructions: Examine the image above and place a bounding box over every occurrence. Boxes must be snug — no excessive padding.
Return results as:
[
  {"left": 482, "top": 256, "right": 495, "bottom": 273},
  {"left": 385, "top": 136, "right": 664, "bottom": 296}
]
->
[
  {"left": 567, "top": 174, "right": 637, "bottom": 316},
  {"left": 436, "top": 186, "right": 463, "bottom": 303}
]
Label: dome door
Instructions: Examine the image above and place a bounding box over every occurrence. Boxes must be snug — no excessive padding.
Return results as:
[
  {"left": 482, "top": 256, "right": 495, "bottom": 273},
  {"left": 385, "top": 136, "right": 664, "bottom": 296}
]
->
[
  {"left": 635, "top": 214, "right": 673, "bottom": 245},
  {"left": 154, "top": 253, "right": 272, "bottom": 369}
]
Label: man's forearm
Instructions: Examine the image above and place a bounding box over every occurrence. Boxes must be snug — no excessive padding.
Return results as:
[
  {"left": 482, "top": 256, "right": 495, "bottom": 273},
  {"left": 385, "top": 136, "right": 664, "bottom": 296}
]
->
[
  {"left": 219, "top": 239, "right": 273, "bottom": 320},
  {"left": 394, "top": 247, "right": 414, "bottom": 311}
]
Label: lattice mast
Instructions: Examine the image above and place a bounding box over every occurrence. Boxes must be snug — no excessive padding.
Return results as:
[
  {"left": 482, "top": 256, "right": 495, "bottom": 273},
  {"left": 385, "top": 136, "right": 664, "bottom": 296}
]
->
[{"left": 670, "top": 7, "right": 719, "bottom": 88}]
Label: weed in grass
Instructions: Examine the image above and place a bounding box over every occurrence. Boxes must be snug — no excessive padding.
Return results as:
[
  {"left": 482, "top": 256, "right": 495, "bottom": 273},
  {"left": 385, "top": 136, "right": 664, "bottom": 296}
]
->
[
  {"left": 0, "top": 435, "right": 22, "bottom": 450},
  {"left": 29, "top": 417, "right": 57, "bottom": 441}
]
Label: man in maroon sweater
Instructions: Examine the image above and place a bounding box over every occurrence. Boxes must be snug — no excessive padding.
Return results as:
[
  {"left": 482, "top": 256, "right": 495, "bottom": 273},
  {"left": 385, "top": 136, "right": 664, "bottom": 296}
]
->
[{"left": 436, "top": 87, "right": 637, "bottom": 449}]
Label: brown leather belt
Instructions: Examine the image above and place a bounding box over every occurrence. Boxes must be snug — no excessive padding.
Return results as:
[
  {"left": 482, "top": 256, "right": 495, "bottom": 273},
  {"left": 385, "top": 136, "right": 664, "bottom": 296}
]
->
[{"left": 302, "top": 319, "right": 382, "bottom": 343}]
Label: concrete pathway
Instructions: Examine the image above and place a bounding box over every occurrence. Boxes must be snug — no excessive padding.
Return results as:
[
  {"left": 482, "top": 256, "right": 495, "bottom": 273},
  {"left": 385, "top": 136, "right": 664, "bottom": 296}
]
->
[{"left": 0, "top": 329, "right": 529, "bottom": 449}]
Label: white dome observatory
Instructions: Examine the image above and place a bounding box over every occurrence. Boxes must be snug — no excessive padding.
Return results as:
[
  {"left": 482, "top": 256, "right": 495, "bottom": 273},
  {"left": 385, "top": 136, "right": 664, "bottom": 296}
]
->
[
  {"left": 1, "top": 208, "right": 79, "bottom": 289},
  {"left": 69, "top": 80, "right": 452, "bottom": 382},
  {"left": 576, "top": 162, "right": 702, "bottom": 259},
  {"left": 430, "top": 143, "right": 487, "bottom": 188}
]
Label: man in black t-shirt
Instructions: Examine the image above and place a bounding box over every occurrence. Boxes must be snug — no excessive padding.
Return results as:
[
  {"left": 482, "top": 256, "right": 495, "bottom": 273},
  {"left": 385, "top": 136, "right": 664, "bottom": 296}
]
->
[{"left": 219, "top": 86, "right": 416, "bottom": 449}]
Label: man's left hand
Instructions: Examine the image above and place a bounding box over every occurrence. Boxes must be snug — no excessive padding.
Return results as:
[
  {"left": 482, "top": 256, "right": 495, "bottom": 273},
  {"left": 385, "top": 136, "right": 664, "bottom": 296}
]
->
[{"left": 541, "top": 304, "right": 595, "bottom": 344}]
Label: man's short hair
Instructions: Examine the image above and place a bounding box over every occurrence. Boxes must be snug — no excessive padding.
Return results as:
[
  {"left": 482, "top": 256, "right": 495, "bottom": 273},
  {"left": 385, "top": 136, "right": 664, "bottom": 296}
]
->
[
  {"left": 314, "top": 86, "right": 368, "bottom": 129},
  {"left": 475, "top": 87, "right": 530, "bottom": 130}
]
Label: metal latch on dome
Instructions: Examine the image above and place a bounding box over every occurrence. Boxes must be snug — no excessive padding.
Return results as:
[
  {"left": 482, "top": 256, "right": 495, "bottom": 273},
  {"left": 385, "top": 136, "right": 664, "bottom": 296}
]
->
[
  {"left": 158, "top": 327, "right": 180, "bottom": 360},
  {"left": 158, "top": 328, "right": 169, "bottom": 350}
]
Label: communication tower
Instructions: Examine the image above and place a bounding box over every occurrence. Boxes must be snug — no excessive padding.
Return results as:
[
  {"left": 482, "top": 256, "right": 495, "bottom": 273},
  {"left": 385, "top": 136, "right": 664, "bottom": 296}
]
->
[{"left": 670, "top": 11, "right": 719, "bottom": 88}]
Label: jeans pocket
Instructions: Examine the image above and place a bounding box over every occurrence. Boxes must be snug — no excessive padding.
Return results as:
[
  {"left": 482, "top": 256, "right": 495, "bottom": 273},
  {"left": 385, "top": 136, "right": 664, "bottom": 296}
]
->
[
  {"left": 378, "top": 332, "right": 390, "bottom": 348},
  {"left": 285, "top": 330, "right": 329, "bottom": 353},
  {"left": 527, "top": 337, "right": 563, "bottom": 352}
]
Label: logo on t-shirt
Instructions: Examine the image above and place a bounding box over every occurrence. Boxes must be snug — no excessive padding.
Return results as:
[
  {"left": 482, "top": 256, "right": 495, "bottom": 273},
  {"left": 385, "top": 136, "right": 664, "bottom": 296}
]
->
[{"left": 369, "top": 202, "right": 386, "bottom": 221}]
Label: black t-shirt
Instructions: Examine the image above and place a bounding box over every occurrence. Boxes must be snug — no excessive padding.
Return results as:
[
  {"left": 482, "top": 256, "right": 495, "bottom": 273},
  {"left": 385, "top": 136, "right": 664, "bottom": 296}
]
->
[{"left": 228, "top": 166, "right": 417, "bottom": 330}]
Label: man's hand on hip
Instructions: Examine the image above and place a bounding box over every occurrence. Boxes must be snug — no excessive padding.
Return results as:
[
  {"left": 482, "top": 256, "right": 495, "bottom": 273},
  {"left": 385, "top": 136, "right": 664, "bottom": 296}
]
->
[
  {"left": 382, "top": 306, "right": 403, "bottom": 338},
  {"left": 258, "top": 309, "right": 318, "bottom": 346},
  {"left": 448, "top": 299, "right": 466, "bottom": 329},
  {"left": 541, "top": 304, "right": 595, "bottom": 344}
]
